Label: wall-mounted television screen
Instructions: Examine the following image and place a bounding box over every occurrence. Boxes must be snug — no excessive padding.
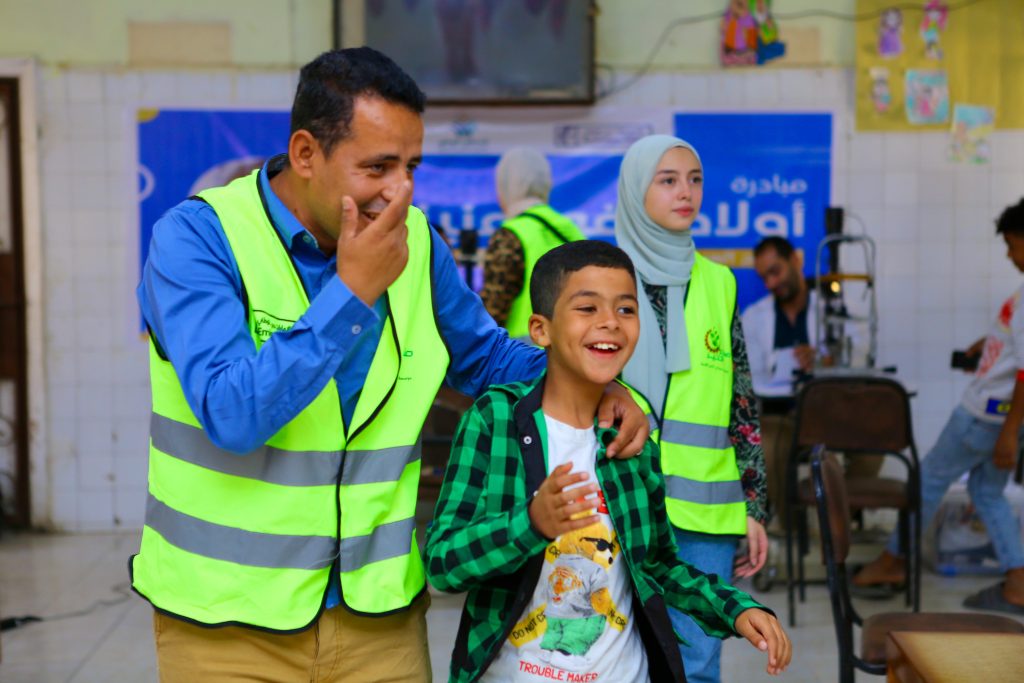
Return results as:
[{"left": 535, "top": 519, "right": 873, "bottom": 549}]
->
[{"left": 360, "top": 0, "right": 595, "bottom": 104}]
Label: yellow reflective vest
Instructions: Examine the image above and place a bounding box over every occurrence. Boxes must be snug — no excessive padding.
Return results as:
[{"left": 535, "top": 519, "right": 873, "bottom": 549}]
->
[
  {"left": 502, "top": 205, "right": 586, "bottom": 338},
  {"left": 131, "top": 170, "right": 450, "bottom": 630},
  {"left": 653, "top": 254, "right": 747, "bottom": 536}
]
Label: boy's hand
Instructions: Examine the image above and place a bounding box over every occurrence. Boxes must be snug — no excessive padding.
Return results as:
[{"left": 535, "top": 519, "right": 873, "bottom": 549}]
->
[
  {"left": 733, "top": 517, "right": 768, "bottom": 578},
  {"left": 994, "top": 426, "right": 1019, "bottom": 470},
  {"left": 735, "top": 608, "right": 791, "bottom": 676},
  {"left": 528, "top": 463, "right": 601, "bottom": 540},
  {"left": 966, "top": 336, "right": 986, "bottom": 358},
  {"left": 597, "top": 383, "right": 649, "bottom": 458}
]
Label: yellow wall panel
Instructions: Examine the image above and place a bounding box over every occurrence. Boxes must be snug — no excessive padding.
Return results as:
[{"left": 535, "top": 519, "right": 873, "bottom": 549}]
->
[{"left": 856, "top": 0, "right": 1024, "bottom": 130}]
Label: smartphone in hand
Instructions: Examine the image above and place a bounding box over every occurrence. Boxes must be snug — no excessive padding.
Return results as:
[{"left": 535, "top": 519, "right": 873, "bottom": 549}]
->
[{"left": 951, "top": 350, "right": 980, "bottom": 371}]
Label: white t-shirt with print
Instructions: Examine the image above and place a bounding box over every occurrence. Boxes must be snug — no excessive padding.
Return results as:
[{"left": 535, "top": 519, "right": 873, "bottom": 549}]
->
[
  {"left": 961, "top": 283, "right": 1024, "bottom": 424},
  {"left": 480, "top": 415, "right": 649, "bottom": 683}
]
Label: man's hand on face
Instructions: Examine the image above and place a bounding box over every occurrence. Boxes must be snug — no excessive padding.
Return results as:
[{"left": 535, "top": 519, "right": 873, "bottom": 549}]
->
[{"left": 336, "top": 180, "right": 413, "bottom": 306}]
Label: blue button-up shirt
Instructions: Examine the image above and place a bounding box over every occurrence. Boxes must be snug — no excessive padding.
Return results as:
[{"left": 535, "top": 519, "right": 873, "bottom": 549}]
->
[{"left": 138, "top": 156, "right": 545, "bottom": 608}]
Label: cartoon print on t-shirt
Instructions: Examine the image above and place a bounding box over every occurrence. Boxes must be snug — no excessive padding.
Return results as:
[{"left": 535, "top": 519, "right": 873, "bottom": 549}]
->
[{"left": 535, "top": 513, "right": 627, "bottom": 658}]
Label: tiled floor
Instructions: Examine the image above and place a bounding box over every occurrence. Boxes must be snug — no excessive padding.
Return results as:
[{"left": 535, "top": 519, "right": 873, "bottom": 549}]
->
[{"left": 0, "top": 530, "right": 1019, "bottom": 682}]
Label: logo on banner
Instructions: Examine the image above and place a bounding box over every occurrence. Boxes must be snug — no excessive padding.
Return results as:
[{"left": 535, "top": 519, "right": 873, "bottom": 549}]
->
[
  {"left": 554, "top": 123, "right": 654, "bottom": 149},
  {"left": 439, "top": 116, "right": 489, "bottom": 149}
]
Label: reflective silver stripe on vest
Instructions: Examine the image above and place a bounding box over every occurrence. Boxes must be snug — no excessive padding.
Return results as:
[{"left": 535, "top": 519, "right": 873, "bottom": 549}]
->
[
  {"left": 661, "top": 419, "right": 730, "bottom": 450},
  {"left": 341, "top": 444, "right": 420, "bottom": 486},
  {"left": 338, "top": 516, "right": 415, "bottom": 573},
  {"left": 665, "top": 475, "right": 745, "bottom": 506},
  {"left": 151, "top": 413, "right": 340, "bottom": 487},
  {"left": 647, "top": 413, "right": 660, "bottom": 434},
  {"left": 145, "top": 494, "right": 336, "bottom": 570}
]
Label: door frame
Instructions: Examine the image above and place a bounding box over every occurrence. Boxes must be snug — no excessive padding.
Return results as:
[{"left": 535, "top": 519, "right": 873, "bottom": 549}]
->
[{"left": 0, "top": 58, "right": 47, "bottom": 528}]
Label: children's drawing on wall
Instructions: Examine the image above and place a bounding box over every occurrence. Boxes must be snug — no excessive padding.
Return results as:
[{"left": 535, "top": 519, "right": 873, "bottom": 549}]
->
[
  {"left": 905, "top": 69, "right": 949, "bottom": 124},
  {"left": 878, "top": 8, "right": 904, "bottom": 57},
  {"left": 720, "top": 0, "right": 785, "bottom": 66},
  {"left": 869, "top": 67, "right": 893, "bottom": 113},
  {"left": 920, "top": 1, "right": 949, "bottom": 60},
  {"left": 751, "top": 0, "right": 786, "bottom": 63},
  {"left": 721, "top": 0, "right": 759, "bottom": 66},
  {"left": 949, "top": 104, "right": 995, "bottom": 164}
]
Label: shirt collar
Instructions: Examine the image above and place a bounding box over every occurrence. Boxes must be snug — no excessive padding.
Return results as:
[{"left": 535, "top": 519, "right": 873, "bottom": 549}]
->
[{"left": 259, "top": 154, "right": 316, "bottom": 250}]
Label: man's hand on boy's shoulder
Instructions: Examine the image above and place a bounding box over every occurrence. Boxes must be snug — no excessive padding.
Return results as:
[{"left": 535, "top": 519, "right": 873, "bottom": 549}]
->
[
  {"left": 597, "top": 382, "right": 649, "bottom": 458},
  {"left": 734, "top": 608, "right": 792, "bottom": 676},
  {"left": 528, "top": 463, "right": 601, "bottom": 540}
]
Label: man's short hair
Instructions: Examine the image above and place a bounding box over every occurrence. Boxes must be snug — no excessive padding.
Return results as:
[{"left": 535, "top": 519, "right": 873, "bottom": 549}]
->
[
  {"left": 530, "top": 241, "right": 636, "bottom": 319},
  {"left": 753, "top": 236, "right": 796, "bottom": 260},
  {"left": 291, "top": 47, "right": 426, "bottom": 156},
  {"left": 996, "top": 198, "right": 1024, "bottom": 237}
]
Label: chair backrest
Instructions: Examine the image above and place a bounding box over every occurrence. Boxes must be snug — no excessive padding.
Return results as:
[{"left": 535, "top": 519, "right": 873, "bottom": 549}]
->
[
  {"left": 795, "top": 376, "right": 913, "bottom": 453},
  {"left": 810, "top": 445, "right": 861, "bottom": 682},
  {"left": 811, "top": 447, "right": 851, "bottom": 566}
]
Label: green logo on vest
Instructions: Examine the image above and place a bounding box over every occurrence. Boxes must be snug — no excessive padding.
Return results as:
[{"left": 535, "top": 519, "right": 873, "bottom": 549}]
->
[
  {"left": 403, "top": 350, "right": 414, "bottom": 357},
  {"left": 704, "top": 327, "right": 722, "bottom": 354},
  {"left": 253, "top": 310, "right": 296, "bottom": 343},
  {"left": 703, "top": 326, "right": 730, "bottom": 366}
]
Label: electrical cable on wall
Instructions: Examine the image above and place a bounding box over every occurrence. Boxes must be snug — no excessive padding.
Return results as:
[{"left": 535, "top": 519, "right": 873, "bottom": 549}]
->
[
  {"left": 596, "top": 0, "right": 990, "bottom": 99},
  {"left": 0, "top": 582, "right": 132, "bottom": 632}
]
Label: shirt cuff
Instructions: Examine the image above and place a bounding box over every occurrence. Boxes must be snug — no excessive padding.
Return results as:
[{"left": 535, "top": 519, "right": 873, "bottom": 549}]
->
[
  {"left": 305, "top": 275, "right": 379, "bottom": 347},
  {"left": 511, "top": 499, "right": 550, "bottom": 555}
]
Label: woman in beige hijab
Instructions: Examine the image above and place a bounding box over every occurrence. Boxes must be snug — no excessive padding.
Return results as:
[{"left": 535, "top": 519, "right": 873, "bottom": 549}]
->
[{"left": 481, "top": 147, "right": 586, "bottom": 339}]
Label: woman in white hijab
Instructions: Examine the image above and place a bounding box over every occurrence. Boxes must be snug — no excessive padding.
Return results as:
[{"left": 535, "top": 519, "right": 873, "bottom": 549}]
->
[
  {"left": 481, "top": 147, "right": 586, "bottom": 339},
  {"left": 614, "top": 135, "right": 769, "bottom": 683}
]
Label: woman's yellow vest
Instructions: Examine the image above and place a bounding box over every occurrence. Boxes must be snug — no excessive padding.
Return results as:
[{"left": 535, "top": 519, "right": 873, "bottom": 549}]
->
[
  {"left": 130, "top": 170, "right": 450, "bottom": 631},
  {"left": 651, "top": 254, "right": 747, "bottom": 536},
  {"left": 503, "top": 205, "right": 586, "bottom": 338}
]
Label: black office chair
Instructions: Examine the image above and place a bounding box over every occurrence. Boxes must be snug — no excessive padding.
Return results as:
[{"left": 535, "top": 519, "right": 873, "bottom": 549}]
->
[
  {"left": 784, "top": 376, "right": 921, "bottom": 626},
  {"left": 810, "top": 447, "right": 1024, "bottom": 682}
]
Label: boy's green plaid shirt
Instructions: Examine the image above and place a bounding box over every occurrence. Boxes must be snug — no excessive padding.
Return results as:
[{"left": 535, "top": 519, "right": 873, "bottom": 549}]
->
[{"left": 425, "top": 376, "right": 767, "bottom": 682}]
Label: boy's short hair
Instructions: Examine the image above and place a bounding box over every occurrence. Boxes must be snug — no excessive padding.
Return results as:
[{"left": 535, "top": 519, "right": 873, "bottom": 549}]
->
[
  {"left": 996, "top": 198, "right": 1024, "bottom": 236},
  {"left": 753, "top": 236, "right": 795, "bottom": 259},
  {"left": 530, "top": 240, "right": 636, "bottom": 318},
  {"left": 291, "top": 47, "right": 426, "bottom": 156}
]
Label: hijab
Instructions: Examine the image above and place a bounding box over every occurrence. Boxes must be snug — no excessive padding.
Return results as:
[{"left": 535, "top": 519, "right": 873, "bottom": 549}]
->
[
  {"left": 614, "top": 134, "right": 703, "bottom": 414},
  {"left": 495, "top": 147, "right": 552, "bottom": 217}
]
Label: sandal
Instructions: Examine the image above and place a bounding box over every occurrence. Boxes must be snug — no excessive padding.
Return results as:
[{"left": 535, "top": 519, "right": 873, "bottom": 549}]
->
[{"left": 963, "top": 582, "right": 1024, "bottom": 616}]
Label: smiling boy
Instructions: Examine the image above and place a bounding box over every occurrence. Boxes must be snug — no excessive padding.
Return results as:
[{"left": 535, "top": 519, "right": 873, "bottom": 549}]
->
[{"left": 425, "top": 240, "right": 791, "bottom": 682}]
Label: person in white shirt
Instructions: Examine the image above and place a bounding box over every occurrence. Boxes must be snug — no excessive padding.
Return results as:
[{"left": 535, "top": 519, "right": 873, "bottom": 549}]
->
[
  {"left": 743, "top": 238, "right": 825, "bottom": 527},
  {"left": 742, "top": 237, "right": 880, "bottom": 529},
  {"left": 743, "top": 237, "right": 820, "bottom": 398},
  {"left": 854, "top": 199, "right": 1024, "bottom": 616}
]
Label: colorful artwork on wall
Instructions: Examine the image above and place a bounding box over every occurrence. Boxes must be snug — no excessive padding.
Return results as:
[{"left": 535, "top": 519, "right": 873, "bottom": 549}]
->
[
  {"left": 720, "top": 0, "right": 785, "bottom": 67},
  {"left": 949, "top": 104, "right": 995, "bottom": 163},
  {"left": 856, "top": 0, "right": 1024, "bottom": 131},
  {"left": 904, "top": 69, "right": 949, "bottom": 124}
]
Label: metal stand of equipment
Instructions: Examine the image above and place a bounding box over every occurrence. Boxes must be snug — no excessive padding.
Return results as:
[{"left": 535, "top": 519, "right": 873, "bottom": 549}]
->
[{"left": 812, "top": 232, "right": 879, "bottom": 371}]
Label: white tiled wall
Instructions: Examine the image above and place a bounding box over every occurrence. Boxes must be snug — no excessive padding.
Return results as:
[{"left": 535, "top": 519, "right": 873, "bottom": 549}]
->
[
  {"left": 36, "top": 67, "right": 297, "bottom": 531},
  {"left": 32, "top": 66, "right": 1024, "bottom": 530}
]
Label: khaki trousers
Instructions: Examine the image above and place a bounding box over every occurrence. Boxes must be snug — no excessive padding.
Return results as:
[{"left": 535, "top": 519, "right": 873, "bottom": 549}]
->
[{"left": 153, "top": 593, "right": 432, "bottom": 683}]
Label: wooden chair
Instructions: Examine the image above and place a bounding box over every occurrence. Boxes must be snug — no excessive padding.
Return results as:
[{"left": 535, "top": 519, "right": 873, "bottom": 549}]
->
[
  {"left": 784, "top": 376, "right": 921, "bottom": 626},
  {"left": 810, "top": 447, "right": 1024, "bottom": 683}
]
